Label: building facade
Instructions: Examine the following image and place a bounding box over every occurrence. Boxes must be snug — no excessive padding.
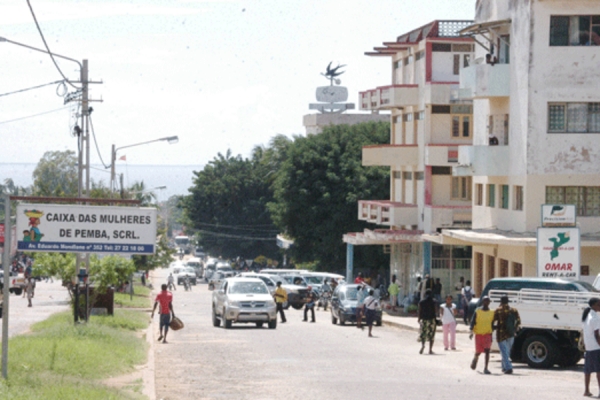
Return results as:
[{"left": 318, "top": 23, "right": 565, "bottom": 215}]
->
[
  {"left": 343, "top": 20, "right": 475, "bottom": 302},
  {"left": 438, "top": 0, "right": 600, "bottom": 295}
]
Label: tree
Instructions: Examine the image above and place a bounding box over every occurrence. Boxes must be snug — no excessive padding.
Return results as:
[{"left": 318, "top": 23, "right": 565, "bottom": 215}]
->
[
  {"left": 132, "top": 228, "right": 175, "bottom": 272},
  {"left": 32, "top": 150, "right": 78, "bottom": 197},
  {"left": 181, "top": 150, "right": 280, "bottom": 260},
  {"left": 268, "top": 121, "right": 390, "bottom": 272},
  {"left": 125, "top": 180, "right": 157, "bottom": 207}
]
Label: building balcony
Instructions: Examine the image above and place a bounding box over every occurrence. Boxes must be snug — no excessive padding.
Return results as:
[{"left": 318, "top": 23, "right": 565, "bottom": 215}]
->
[
  {"left": 362, "top": 144, "right": 418, "bottom": 167},
  {"left": 359, "top": 84, "right": 419, "bottom": 111},
  {"left": 423, "top": 82, "right": 459, "bottom": 105},
  {"left": 423, "top": 205, "right": 472, "bottom": 234},
  {"left": 453, "top": 145, "right": 511, "bottom": 176},
  {"left": 459, "top": 63, "right": 510, "bottom": 99},
  {"left": 358, "top": 200, "right": 418, "bottom": 227},
  {"left": 424, "top": 144, "right": 460, "bottom": 166}
]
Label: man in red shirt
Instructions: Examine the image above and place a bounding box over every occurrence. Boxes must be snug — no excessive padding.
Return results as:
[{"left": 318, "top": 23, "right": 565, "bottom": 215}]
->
[
  {"left": 151, "top": 284, "right": 175, "bottom": 344},
  {"left": 354, "top": 272, "right": 365, "bottom": 284}
]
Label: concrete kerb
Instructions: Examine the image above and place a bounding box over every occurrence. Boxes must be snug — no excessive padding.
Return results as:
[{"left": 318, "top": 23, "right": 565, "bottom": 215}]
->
[
  {"left": 381, "top": 313, "right": 471, "bottom": 334},
  {"left": 141, "top": 274, "right": 159, "bottom": 400}
]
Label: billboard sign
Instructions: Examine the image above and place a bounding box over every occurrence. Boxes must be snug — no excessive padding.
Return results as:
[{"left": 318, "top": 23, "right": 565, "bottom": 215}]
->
[
  {"left": 537, "top": 227, "right": 580, "bottom": 279},
  {"left": 15, "top": 204, "right": 157, "bottom": 255},
  {"left": 541, "top": 204, "right": 576, "bottom": 227}
]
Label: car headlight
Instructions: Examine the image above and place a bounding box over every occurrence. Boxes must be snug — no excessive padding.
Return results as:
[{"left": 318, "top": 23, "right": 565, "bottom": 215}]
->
[{"left": 229, "top": 301, "right": 241, "bottom": 307}]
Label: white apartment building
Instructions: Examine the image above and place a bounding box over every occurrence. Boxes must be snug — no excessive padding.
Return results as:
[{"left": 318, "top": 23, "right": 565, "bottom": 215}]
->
[
  {"left": 343, "top": 20, "right": 476, "bottom": 300},
  {"left": 434, "top": 0, "right": 600, "bottom": 295}
]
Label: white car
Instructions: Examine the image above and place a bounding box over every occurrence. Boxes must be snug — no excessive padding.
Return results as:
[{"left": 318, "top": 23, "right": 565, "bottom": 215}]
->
[{"left": 212, "top": 278, "right": 277, "bottom": 329}]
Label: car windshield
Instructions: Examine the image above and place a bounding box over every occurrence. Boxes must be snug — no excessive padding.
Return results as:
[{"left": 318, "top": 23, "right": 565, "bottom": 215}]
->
[
  {"left": 576, "top": 281, "right": 600, "bottom": 292},
  {"left": 229, "top": 281, "right": 268, "bottom": 294},
  {"left": 303, "top": 276, "right": 323, "bottom": 285},
  {"left": 187, "top": 262, "right": 200, "bottom": 268},
  {"left": 218, "top": 267, "right": 233, "bottom": 272},
  {"left": 184, "top": 268, "right": 195, "bottom": 273},
  {"left": 344, "top": 287, "right": 359, "bottom": 300}
]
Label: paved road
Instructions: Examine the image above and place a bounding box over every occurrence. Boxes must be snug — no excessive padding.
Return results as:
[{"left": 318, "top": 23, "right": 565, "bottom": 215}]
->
[
  {"left": 2, "top": 279, "right": 70, "bottom": 338},
  {"left": 151, "top": 268, "right": 583, "bottom": 400}
]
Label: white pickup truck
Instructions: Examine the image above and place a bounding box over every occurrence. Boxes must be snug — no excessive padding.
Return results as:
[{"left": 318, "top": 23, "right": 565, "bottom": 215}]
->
[{"left": 488, "top": 288, "right": 593, "bottom": 369}]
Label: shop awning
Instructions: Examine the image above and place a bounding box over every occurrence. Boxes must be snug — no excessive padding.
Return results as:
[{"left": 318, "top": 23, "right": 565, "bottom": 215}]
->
[
  {"left": 459, "top": 19, "right": 511, "bottom": 36},
  {"left": 343, "top": 229, "right": 424, "bottom": 245},
  {"left": 430, "top": 229, "right": 600, "bottom": 247}
]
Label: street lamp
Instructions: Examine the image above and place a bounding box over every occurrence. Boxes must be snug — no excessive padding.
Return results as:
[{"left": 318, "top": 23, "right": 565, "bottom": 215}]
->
[{"left": 109, "top": 136, "right": 179, "bottom": 197}]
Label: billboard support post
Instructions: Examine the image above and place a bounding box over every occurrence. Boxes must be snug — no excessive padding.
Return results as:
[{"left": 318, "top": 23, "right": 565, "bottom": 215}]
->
[{"left": 1, "top": 195, "right": 11, "bottom": 379}]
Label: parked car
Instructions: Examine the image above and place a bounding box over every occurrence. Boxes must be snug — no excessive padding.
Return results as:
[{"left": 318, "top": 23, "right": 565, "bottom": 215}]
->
[
  {"left": 263, "top": 274, "right": 311, "bottom": 309},
  {"left": 0, "top": 271, "right": 25, "bottom": 295},
  {"left": 208, "top": 271, "right": 227, "bottom": 290},
  {"left": 466, "top": 277, "right": 598, "bottom": 322},
  {"left": 177, "top": 267, "right": 197, "bottom": 285},
  {"left": 212, "top": 277, "right": 277, "bottom": 329},
  {"left": 330, "top": 283, "right": 382, "bottom": 326}
]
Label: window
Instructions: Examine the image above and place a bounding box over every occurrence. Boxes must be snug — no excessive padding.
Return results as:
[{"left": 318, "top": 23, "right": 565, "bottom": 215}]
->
[
  {"left": 404, "top": 113, "right": 414, "bottom": 122},
  {"left": 511, "top": 262, "right": 523, "bottom": 277},
  {"left": 487, "top": 184, "right": 496, "bottom": 207},
  {"left": 550, "top": 16, "right": 600, "bottom": 46},
  {"left": 431, "top": 166, "right": 452, "bottom": 175},
  {"left": 416, "top": 111, "right": 425, "bottom": 120},
  {"left": 546, "top": 186, "right": 600, "bottom": 216},
  {"left": 393, "top": 171, "right": 402, "bottom": 179},
  {"left": 514, "top": 186, "right": 524, "bottom": 211},
  {"left": 432, "top": 43, "right": 452, "bottom": 52},
  {"left": 501, "top": 185, "right": 509, "bottom": 209},
  {"left": 548, "top": 103, "right": 600, "bottom": 133},
  {"left": 582, "top": 265, "right": 590, "bottom": 276},
  {"left": 453, "top": 54, "right": 460, "bottom": 75},
  {"left": 463, "top": 54, "right": 471, "bottom": 67},
  {"left": 452, "top": 115, "right": 471, "bottom": 138},
  {"left": 452, "top": 177, "right": 472, "bottom": 200},
  {"left": 403, "top": 172, "right": 413, "bottom": 180},
  {"left": 414, "top": 171, "right": 424, "bottom": 180},
  {"left": 431, "top": 105, "right": 451, "bottom": 114},
  {"left": 393, "top": 116, "right": 401, "bottom": 124},
  {"left": 394, "top": 60, "right": 401, "bottom": 69},
  {"left": 452, "top": 43, "right": 473, "bottom": 52},
  {"left": 475, "top": 184, "right": 483, "bottom": 206},
  {"left": 415, "top": 51, "right": 424, "bottom": 61},
  {"left": 404, "top": 55, "right": 413, "bottom": 65}
]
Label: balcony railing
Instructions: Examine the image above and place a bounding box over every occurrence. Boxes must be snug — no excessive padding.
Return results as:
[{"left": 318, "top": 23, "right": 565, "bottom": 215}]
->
[
  {"left": 459, "top": 63, "right": 510, "bottom": 99},
  {"left": 454, "top": 145, "right": 511, "bottom": 177},
  {"left": 359, "top": 84, "right": 419, "bottom": 111},
  {"left": 423, "top": 205, "right": 472, "bottom": 233},
  {"left": 362, "top": 144, "right": 418, "bottom": 167},
  {"left": 425, "top": 144, "right": 460, "bottom": 166},
  {"left": 358, "top": 200, "right": 418, "bottom": 226}
]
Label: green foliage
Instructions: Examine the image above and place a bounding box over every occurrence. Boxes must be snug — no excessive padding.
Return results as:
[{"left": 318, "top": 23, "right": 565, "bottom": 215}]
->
[
  {"left": 0, "top": 310, "right": 148, "bottom": 399},
  {"left": 32, "top": 252, "right": 76, "bottom": 284},
  {"left": 132, "top": 229, "right": 175, "bottom": 271},
  {"left": 181, "top": 149, "right": 280, "bottom": 259},
  {"left": 295, "top": 261, "right": 319, "bottom": 271},
  {"left": 32, "top": 150, "right": 79, "bottom": 197},
  {"left": 89, "top": 255, "right": 136, "bottom": 292},
  {"left": 268, "top": 121, "right": 391, "bottom": 271}
]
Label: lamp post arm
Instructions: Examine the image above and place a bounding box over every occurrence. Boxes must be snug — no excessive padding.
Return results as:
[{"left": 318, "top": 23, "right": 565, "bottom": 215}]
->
[{"left": 0, "top": 36, "right": 82, "bottom": 69}]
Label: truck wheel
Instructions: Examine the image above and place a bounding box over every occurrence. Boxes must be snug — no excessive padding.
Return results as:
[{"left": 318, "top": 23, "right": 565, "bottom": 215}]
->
[
  {"left": 522, "top": 335, "right": 557, "bottom": 368},
  {"left": 291, "top": 303, "right": 303, "bottom": 310},
  {"left": 268, "top": 319, "right": 277, "bottom": 329},
  {"left": 558, "top": 348, "right": 582, "bottom": 367},
  {"left": 212, "top": 307, "right": 221, "bottom": 327},
  {"left": 13, "top": 289, "right": 22, "bottom": 296},
  {"left": 331, "top": 314, "right": 338, "bottom": 325}
]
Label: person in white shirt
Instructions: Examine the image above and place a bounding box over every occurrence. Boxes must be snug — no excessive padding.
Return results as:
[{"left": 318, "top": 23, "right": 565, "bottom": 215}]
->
[
  {"left": 363, "top": 289, "right": 380, "bottom": 338},
  {"left": 439, "top": 295, "right": 457, "bottom": 351},
  {"left": 582, "top": 298, "right": 600, "bottom": 397}
]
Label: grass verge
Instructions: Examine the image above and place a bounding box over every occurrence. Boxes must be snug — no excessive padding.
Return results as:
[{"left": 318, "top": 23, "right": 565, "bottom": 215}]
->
[
  {"left": 114, "top": 284, "right": 152, "bottom": 309},
  {"left": 0, "top": 309, "right": 149, "bottom": 399}
]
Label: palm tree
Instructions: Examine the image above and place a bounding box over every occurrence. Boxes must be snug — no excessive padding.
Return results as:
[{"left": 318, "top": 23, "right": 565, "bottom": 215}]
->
[{"left": 127, "top": 181, "right": 157, "bottom": 207}]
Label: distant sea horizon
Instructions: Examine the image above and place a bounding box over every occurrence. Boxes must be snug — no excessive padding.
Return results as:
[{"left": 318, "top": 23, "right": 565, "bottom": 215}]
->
[{"left": 0, "top": 163, "right": 204, "bottom": 202}]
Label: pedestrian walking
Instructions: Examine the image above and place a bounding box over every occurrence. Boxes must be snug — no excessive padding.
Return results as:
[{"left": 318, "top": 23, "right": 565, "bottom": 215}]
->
[
  {"left": 440, "top": 295, "right": 457, "bottom": 350},
  {"left": 303, "top": 287, "right": 317, "bottom": 323},
  {"left": 413, "top": 276, "right": 422, "bottom": 304},
  {"left": 151, "top": 284, "right": 175, "bottom": 344},
  {"left": 363, "top": 289, "right": 380, "bottom": 338},
  {"left": 433, "top": 278, "right": 442, "bottom": 304},
  {"left": 582, "top": 297, "right": 600, "bottom": 397},
  {"left": 274, "top": 281, "right": 287, "bottom": 323},
  {"left": 167, "top": 273, "right": 176, "bottom": 291},
  {"left": 388, "top": 275, "right": 400, "bottom": 311},
  {"left": 141, "top": 273, "right": 146, "bottom": 286},
  {"left": 461, "top": 280, "right": 474, "bottom": 324},
  {"left": 25, "top": 278, "right": 34, "bottom": 307},
  {"left": 493, "top": 295, "right": 521, "bottom": 374},
  {"left": 469, "top": 296, "right": 494, "bottom": 374},
  {"left": 356, "top": 284, "right": 367, "bottom": 329},
  {"left": 418, "top": 289, "right": 438, "bottom": 354}
]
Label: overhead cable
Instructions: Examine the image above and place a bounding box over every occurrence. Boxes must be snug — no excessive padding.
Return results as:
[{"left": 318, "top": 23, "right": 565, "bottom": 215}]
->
[
  {"left": 26, "top": 0, "right": 80, "bottom": 89},
  {"left": 0, "top": 80, "right": 64, "bottom": 98},
  {"left": 196, "top": 229, "right": 276, "bottom": 241},
  {"left": 0, "top": 106, "right": 71, "bottom": 125},
  {"left": 89, "top": 113, "right": 109, "bottom": 168}
]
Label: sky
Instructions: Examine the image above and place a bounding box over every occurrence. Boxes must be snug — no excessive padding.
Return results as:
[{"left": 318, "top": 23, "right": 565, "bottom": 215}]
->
[{"left": 0, "top": 0, "right": 475, "bottom": 168}]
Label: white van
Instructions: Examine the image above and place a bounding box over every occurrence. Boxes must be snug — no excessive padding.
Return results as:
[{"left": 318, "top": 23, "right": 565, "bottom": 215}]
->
[{"left": 186, "top": 257, "right": 204, "bottom": 278}]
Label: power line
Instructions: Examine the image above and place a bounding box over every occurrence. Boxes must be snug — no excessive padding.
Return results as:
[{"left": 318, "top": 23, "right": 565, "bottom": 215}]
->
[
  {"left": 194, "top": 221, "right": 279, "bottom": 233},
  {"left": 89, "top": 113, "right": 109, "bottom": 168},
  {"left": 0, "top": 106, "right": 71, "bottom": 125},
  {"left": 196, "top": 229, "right": 276, "bottom": 241},
  {"left": 26, "top": 0, "right": 80, "bottom": 89},
  {"left": 0, "top": 80, "right": 64, "bottom": 98}
]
